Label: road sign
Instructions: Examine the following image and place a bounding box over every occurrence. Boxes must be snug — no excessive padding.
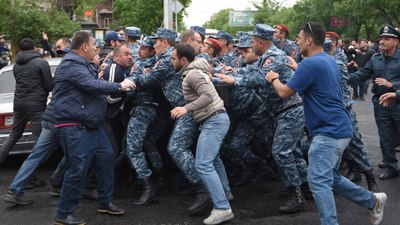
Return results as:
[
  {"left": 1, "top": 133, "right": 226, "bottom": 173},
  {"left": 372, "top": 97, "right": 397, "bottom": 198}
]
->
[
  {"left": 170, "top": 0, "right": 184, "bottom": 14},
  {"left": 229, "top": 10, "right": 255, "bottom": 27}
]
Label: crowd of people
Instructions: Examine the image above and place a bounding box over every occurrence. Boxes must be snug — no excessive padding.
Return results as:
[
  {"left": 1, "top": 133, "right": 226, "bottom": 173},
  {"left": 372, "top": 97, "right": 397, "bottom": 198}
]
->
[{"left": 1, "top": 21, "right": 399, "bottom": 225}]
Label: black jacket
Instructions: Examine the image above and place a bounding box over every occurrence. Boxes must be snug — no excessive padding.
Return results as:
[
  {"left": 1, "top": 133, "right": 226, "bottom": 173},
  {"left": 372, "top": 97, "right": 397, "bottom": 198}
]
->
[{"left": 13, "top": 50, "right": 53, "bottom": 112}]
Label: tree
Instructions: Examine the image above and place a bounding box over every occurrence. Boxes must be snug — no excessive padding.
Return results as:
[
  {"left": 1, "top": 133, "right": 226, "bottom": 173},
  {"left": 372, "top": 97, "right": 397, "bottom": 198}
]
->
[
  {"left": 113, "top": 0, "right": 192, "bottom": 35},
  {"left": 252, "top": 0, "right": 281, "bottom": 24},
  {"left": 0, "top": 0, "right": 80, "bottom": 60}
]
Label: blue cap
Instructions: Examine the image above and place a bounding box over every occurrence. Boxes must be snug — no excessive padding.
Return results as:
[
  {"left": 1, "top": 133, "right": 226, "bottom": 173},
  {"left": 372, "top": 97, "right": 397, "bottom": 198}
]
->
[
  {"left": 141, "top": 36, "right": 155, "bottom": 48},
  {"left": 95, "top": 39, "right": 105, "bottom": 48},
  {"left": 105, "top": 31, "right": 125, "bottom": 42},
  {"left": 380, "top": 24, "right": 400, "bottom": 39},
  {"left": 149, "top": 28, "right": 177, "bottom": 41},
  {"left": 323, "top": 40, "right": 333, "bottom": 53},
  {"left": 125, "top": 26, "right": 142, "bottom": 37},
  {"left": 250, "top": 24, "right": 274, "bottom": 40},
  {"left": 190, "top": 26, "right": 206, "bottom": 35},
  {"left": 56, "top": 47, "right": 71, "bottom": 55},
  {"left": 234, "top": 32, "right": 252, "bottom": 48},
  {"left": 210, "top": 30, "right": 234, "bottom": 44}
]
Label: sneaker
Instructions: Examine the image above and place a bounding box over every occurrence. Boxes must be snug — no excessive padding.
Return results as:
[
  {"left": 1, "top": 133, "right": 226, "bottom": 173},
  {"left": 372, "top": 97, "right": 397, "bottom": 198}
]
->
[
  {"left": 370, "top": 192, "right": 387, "bottom": 225},
  {"left": 226, "top": 192, "right": 234, "bottom": 201},
  {"left": 49, "top": 186, "right": 61, "bottom": 197},
  {"left": 4, "top": 189, "right": 33, "bottom": 205},
  {"left": 203, "top": 208, "right": 234, "bottom": 225}
]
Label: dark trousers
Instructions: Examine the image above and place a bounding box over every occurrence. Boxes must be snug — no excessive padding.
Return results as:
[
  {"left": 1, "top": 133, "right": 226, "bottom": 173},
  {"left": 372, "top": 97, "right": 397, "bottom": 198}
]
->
[
  {"left": 56, "top": 126, "right": 114, "bottom": 218},
  {"left": 0, "top": 111, "right": 43, "bottom": 163},
  {"left": 372, "top": 96, "right": 400, "bottom": 173},
  {"left": 351, "top": 81, "right": 366, "bottom": 98}
]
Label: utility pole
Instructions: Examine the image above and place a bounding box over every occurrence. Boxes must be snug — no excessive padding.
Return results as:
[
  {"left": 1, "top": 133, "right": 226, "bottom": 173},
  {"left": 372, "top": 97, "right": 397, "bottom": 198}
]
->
[{"left": 163, "top": 0, "right": 173, "bottom": 29}]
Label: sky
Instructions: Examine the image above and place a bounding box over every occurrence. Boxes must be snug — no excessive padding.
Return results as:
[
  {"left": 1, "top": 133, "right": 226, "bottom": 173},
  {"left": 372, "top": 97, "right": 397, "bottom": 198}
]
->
[{"left": 184, "top": 0, "right": 298, "bottom": 27}]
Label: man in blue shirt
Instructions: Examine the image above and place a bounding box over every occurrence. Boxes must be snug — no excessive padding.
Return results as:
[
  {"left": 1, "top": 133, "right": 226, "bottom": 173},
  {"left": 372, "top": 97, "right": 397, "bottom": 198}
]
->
[{"left": 266, "top": 22, "right": 387, "bottom": 225}]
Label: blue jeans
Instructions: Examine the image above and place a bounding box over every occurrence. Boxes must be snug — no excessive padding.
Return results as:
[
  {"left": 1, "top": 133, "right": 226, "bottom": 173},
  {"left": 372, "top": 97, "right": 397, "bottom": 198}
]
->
[
  {"left": 9, "top": 120, "right": 59, "bottom": 195},
  {"left": 195, "top": 112, "right": 231, "bottom": 210},
  {"left": 56, "top": 126, "right": 114, "bottom": 218},
  {"left": 308, "top": 135, "right": 376, "bottom": 225}
]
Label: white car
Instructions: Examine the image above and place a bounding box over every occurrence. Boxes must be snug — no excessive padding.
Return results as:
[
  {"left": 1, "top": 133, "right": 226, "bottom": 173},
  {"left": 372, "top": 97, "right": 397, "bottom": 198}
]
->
[{"left": 0, "top": 57, "right": 61, "bottom": 154}]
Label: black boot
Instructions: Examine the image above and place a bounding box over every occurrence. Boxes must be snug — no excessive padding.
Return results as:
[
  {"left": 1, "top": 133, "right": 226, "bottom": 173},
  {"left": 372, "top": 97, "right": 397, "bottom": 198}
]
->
[
  {"left": 279, "top": 186, "right": 306, "bottom": 213},
  {"left": 300, "top": 182, "right": 313, "bottom": 200},
  {"left": 187, "top": 182, "right": 212, "bottom": 216},
  {"left": 133, "top": 178, "right": 156, "bottom": 206},
  {"left": 346, "top": 170, "right": 362, "bottom": 182},
  {"left": 153, "top": 169, "right": 168, "bottom": 187},
  {"left": 364, "top": 171, "right": 378, "bottom": 192}
]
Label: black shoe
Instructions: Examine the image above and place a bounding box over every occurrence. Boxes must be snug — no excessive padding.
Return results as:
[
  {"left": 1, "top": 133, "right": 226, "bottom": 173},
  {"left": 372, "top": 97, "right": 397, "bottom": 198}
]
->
[
  {"left": 300, "top": 183, "right": 314, "bottom": 200},
  {"left": 378, "top": 161, "right": 388, "bottom": 169},
  {"left": 359, "top": 96, "right": 366, "bottom": 101},
  {"left": 54, "top": 215, "right": 86, "bottom": 225},
  {"left": 346, "top": 170, "right": 362, "bottom": 182},
  {"left": 4, "top": 189, "right": 33, "bottom": 205},
  {"left": 82, "top": 189, "right": 98, "bottom": 200},
  {"left": 379, "top": 171, "right": 400, "bottom": 180},
  {"left": 279, "top": 187, "right": 289, "bottom": 198},
  {"left": 187, "top": 182, "right": 212, "bottom": 216},
  {"left": 352, "top": 95, "right": 359, "bottom": 100},
  {"left": 364, "top": 171, "right": 378, "bottom": 192},
  {"left": 97, "top": 202, "right": 125, "bottom": 215},
  {"left": 133, "top": 178, "right": 156, "bottom": 206},
  {"left": 279, "top": 187, "right": 307, "bottom": 214},
  {"left": 26, "top": 176, "right": 47, "bottom": 190}
]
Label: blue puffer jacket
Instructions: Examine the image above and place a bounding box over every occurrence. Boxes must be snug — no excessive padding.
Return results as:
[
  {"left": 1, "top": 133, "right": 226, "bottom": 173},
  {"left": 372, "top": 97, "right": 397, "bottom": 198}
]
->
[{"left": 52, "top": 51, "right": 121, "bottom": 128}]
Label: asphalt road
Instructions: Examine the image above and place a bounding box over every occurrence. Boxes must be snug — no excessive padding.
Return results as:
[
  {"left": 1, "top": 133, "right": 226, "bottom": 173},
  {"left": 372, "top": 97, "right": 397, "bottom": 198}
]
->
[{"left": 1, "top": 97, "right": 399, "bottom": 225}]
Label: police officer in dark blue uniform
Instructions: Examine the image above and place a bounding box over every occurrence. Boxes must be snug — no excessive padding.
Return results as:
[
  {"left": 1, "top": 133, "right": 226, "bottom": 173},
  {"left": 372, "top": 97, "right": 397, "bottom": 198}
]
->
[
  {"left": 273, "top": 24, "right": 300, "bottom": 62},
  {"left": 125, "top": 26, "right": 142, "bottom": 64},
  {"left": 348, "top": 24, "right": 400, "bottom": 180}
]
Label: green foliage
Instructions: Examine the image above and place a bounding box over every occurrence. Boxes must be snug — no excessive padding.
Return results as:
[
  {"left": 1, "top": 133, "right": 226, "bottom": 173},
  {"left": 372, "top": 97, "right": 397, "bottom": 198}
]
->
[
  {"left": 0, "top": 0, "right": 79, "bottom": 44},
  {"left": 113, "top": 0, "right": 192, "bottom": 35}
]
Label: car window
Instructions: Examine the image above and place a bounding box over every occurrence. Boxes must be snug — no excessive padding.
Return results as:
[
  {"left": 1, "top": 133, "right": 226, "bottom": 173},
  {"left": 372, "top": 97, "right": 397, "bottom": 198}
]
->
[
  {"left": 0, "top": 64, "right": 58, "bottom": 94},
  {"left": 0, "top": 70, "right": 15, "bottom": 94}
]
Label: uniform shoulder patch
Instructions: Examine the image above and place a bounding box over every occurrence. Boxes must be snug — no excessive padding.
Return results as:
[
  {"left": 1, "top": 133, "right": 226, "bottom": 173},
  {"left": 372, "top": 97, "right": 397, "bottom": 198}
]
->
[{"left": 263, "top": 57, "right": 274, "bottom": 67}]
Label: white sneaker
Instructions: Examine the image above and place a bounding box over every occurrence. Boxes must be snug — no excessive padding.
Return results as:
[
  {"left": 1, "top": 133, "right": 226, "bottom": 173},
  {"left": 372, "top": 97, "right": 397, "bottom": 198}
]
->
[
  {"left": 203, "top": 208, "right": 234, "bottom": 225},
  {"left": 370, "top": 192, "right": 387, "bottom": 225}
]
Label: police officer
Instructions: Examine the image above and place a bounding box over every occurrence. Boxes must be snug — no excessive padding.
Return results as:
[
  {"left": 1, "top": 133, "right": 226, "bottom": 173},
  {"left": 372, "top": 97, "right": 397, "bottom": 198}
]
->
[
  {"left": 125, "top": 26, "right": 142, "bottom": 64},
  {"left": 325, "top": 31, "right": 348, "bottom": 65},
  {"left": 125, "top": 37, "right": 168, "bottom": 206},
  {"left": 210, "top": 30, "right": 241, "bottom": 67},
  {"left": 220, "top": 33, "right": 272, "bottom": 186},
  {"left": 273, "top": 24, "right": 300, "bottom": 62},
  {"left": 348, "top": 24, "right": 400, "bottom": 180},
  {"left": 324, "top": 40, "right": 377, "bottom": 192},
  {"left": 101, "top": 31, "right": 125, "bottom": 66},
  {"left": 133, "top": 28, "right": 211, "bottom": 215},
  {"left": 217, "top": 24, "right": 308, "bottom": 213}
]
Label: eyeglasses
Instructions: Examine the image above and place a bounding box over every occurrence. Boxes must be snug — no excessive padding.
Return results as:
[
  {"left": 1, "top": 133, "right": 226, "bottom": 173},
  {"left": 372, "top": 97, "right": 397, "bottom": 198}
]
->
[
  {"left": 191, "top": 38, "right": 203, "bottom": 44},
  {"left": 307, "top": 23, "right": 314, "bottom": 35}
]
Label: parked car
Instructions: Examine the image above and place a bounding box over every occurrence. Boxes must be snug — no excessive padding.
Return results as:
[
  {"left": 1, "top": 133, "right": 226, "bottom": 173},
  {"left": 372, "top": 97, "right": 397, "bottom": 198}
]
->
[{"left": 0, "top": 57, "right": 61, "bottom": 154}]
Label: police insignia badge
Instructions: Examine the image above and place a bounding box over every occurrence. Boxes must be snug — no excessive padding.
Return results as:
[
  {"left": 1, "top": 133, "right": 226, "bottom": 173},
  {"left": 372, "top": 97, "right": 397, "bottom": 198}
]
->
[
  {"left": 263, "top": 57, "right": 273, "bottom": 67},
  {"left": 290, "top": 49, "right": 297, "bottom": 58},
  {"left": 384, "top": 26, "right": 389, "bottom": 33},
  {"left": 154, "top": 60, "right": 161, "bottom": 69}
]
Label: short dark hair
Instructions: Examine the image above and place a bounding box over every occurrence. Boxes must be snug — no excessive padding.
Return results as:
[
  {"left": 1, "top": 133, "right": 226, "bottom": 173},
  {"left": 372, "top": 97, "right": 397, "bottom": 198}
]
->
[
  {"left": 20, "top": 38, "right": 35, "bottom": 51},
  {"left": 159, "top": 37, "right": 176, "bottom": 47},
  {"left": 71, "top": 31, "right": 93, "bottom": 50},
  {"left": 59, "top": 37, "right": 72, "bottom": 47},
  {"left": 301, "top": 22, "right": 326, "bottom": 46},
  {"left": 175, "top": 43, "right": 195, "bottom": 63}
]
